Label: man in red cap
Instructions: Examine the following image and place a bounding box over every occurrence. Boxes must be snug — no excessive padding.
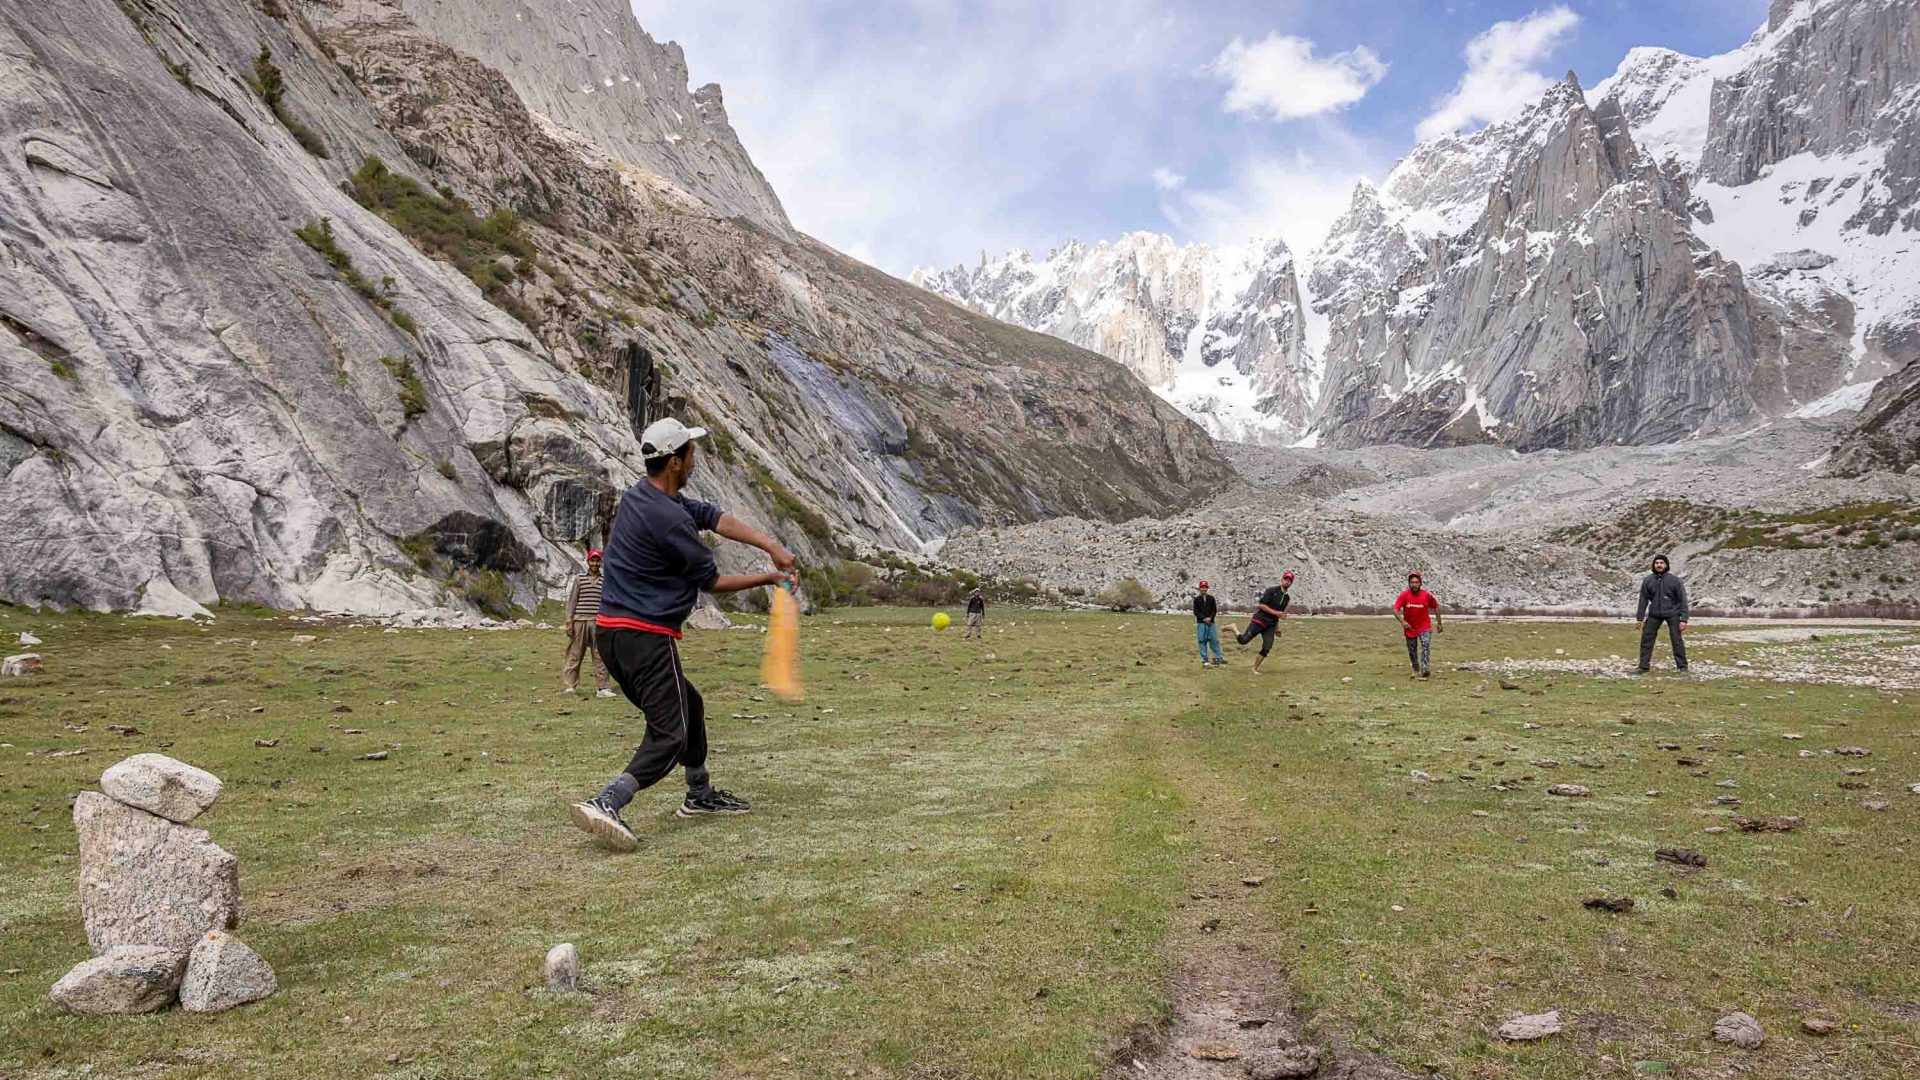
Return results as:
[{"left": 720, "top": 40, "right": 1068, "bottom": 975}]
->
[
  {"left": 1192, "top": 580, "right": 1223, "bottom": 667},
  {"left": 1227, "top": 570, "right": 1294, "bottom": 674},
  {"left": 561, "top": 549, "right": 613, "bottom": 696}
]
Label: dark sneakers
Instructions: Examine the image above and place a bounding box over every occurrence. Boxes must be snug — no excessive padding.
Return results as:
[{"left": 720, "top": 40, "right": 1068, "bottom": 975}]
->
[
  {"left": 678, "top": 787, "right": 752, "bottom": 817},
  {"left": 570, "top": 796, "right": 640, "bottom": 852}
]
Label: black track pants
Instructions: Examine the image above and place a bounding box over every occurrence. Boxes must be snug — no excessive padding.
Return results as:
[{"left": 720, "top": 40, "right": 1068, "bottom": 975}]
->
[
  {"left": 597, "top": 628, "right": 709, "bottom": 794},
  {"left": 1638, "top": 616, "right": 1688, "bottom": 671}
]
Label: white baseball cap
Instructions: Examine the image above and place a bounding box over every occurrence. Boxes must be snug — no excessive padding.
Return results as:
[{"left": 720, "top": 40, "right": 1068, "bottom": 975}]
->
[{"left": 639, "top": 417, "right": 707, "bottom": 459}]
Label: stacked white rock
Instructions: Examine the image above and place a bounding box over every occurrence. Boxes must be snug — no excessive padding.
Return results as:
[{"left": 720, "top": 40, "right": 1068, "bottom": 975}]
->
[{"left": 51, "top": 754, "right": 276, "bottom": 1015}]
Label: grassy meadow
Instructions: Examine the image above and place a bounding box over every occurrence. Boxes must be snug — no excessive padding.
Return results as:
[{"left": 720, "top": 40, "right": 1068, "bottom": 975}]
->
[{"left": 0, "top": 607, "right": 1915, "bottom": 1079}]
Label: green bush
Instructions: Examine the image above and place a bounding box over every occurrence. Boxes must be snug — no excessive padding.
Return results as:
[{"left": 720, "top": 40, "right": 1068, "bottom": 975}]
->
[
  {"left": 456, "top": 569, "right": 518, "bottom": 620},
  {"left": 379, "top": 355, "right": 427, "bottom": 418},
  {"left": 250, "top": 44, "right": 327, "bottom": 158},
  {"left": 1096, "top": 577, "right": 1155, "bottom": 612},
  {"left": 347, "top": 157, "right": 536, "bottom": 321}
]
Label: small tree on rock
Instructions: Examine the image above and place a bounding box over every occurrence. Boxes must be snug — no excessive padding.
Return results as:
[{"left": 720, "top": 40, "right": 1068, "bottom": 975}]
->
[{"left": 1097, "top": 577, "right": 1155, "bottom": 612}]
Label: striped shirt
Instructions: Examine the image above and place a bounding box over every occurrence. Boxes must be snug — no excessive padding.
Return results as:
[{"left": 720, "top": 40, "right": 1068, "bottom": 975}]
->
[{"left": 566, "top": 573, "right": 603, "bottom": 621}]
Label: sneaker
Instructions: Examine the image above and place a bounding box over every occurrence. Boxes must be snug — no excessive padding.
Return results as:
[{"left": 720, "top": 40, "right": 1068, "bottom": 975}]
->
[
  {"left": 678, "top": 788, "right": 752, "bottom": 817},
  {"left": 561, "top": 686, "right": 577, "bottom": 694},
  {"left": 569, "top": 797, "right": 639, "bottom": 852},
  {"left": 595, "top": 687, "right": 617, "bottom": 698}
]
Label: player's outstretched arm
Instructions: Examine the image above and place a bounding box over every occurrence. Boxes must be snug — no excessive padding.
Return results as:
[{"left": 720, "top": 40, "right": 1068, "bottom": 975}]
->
[
  {"left": 711, "top": 570, "right": 789, "bottom": 595},
  {"left": 714, "top": 513, "right": 798, "bottom": 572}
]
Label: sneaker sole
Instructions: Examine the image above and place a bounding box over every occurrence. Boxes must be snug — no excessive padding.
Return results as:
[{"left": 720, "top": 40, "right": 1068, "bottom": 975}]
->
[
  {"left": 676, "top": 804, "right": 751, "bottom": 818},
  {"left": 569, "top": 801, "right": 640, "bottom": 852}
]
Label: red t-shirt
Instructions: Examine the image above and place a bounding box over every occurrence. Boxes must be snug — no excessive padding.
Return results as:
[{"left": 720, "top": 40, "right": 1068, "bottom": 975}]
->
[{"left": 1393, "top": 589, "right": 1437, "bottom": 636}]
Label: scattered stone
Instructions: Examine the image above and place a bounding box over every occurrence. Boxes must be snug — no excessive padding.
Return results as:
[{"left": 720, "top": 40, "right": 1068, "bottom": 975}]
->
[
  {"left": 1189, "top": 1041, "right": 1239, "bottom": 1061},
  {"left": 1583, "top": 897, "right": 1635, "bottom": 913},
  {"left": 1497, "top": 1010, "right": 1562, "bottom": 1041},
  {"left": 1499, "top": 680, "right": 1520, "bottom": 691},
  {"left": 99, "top": 753, "right": 223, "bottom": 824},
  {"left": 1655, "top": 846, "right": 1706, "bottom": 868},
  {"left": 354, "top": 750, "right": 389, "bottom": 761},
  {"left": 1862, "top": 800, "right": 1890, "bottom": 811},
  {"left": 1782, "top": 733, "right": 1803, "bottom": 740},
  {"left": 75, "top": 791, "right": 239, "bottom": 953},
  {"left": 1734, "top": 815, "right": 1803, "bottom": 832},
  {"left": 1546, "top": 784, "right": 1590, "bottom": 797},
  {"left": 253, "top": 739, "right": 278, "bottom": 749},
  {"left": 1712, "top": 1011, "right": 1764, "bottom": 1049},
  {"left": 1246, "top": 1045, "right": 1321, "bottom": 1079},
  {"left": 544, "top": 942, "right": 580, "bottom": 993},
  {"left": 1835, "top": 746, "right": 1871, "bottom": 757},
  {"left": 20, "top": 631, "right": 43, "bottom": 645},
  {"left": 1713, "top": 795, "right": 1742, "bottom": 806},
  {"left": 3, "top": 653, "right": 45, "bottom": 676},
  {"left": 1409, "top": 770, "right": 1437, "bottom": 782},
  {"left": 49, "top": 946, "right": 186, "bottom": 1015},
  {"left": 1801, "top": 1017, "right": 1836, "bottom": 1036},
  {"left": 1241, "top": 876, "right": 1265, "bottom": 888},
  {"left": 178, "top": 931, "right": 277, "bottom": 1012},
  {"left": 290, "top": 634, "right": 317, "bottom": 645}
]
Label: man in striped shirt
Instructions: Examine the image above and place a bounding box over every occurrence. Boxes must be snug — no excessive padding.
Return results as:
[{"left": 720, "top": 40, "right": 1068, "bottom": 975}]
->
[{"left": 560, "top": 550, "right": 613, "bottom": 697}]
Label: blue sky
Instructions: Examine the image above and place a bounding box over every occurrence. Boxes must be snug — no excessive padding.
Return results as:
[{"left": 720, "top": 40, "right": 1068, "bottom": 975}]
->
[{"left": 633, "top": 1, "right": 1771, "bottom": 274}]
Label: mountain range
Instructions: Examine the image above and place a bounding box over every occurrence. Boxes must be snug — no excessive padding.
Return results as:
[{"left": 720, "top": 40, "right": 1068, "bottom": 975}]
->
[{"left": 918, "top": 0, "right": 1920, "bottom": 470}]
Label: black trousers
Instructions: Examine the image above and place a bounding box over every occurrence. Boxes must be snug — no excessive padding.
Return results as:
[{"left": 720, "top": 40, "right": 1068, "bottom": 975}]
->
[
  {"left": 598, "top": 628, "right": 709, "bottom": 791},
  {"left": 1638, "top": 616, "right": 1688, "bottom": 671},
  {"left": 1236, "top": 619, "right": 1276, "bottom": 656}
]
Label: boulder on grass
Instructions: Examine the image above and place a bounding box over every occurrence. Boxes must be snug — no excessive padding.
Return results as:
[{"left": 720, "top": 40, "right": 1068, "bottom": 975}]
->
[
  {"left": 75, "top": 791, "right": 240, "bottom": 954},
  {"left": 100, "top": 753, "right": 223, "bottom": 823},
  {"left": 2, "top": 653, "right": 44, "bottom": 676},
  {"left": 49, "top": 945, "right": 186, "bottom": 1015},
  {"left": 544, "top": 942, "right": 581, "bottom": 992},
  {"left": 179, "top": 930, "right": 277, "bottom": 1012}
]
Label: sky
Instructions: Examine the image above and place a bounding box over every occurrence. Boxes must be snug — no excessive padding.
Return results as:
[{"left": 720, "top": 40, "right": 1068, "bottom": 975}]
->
[{"left": 633, "top": 0, "right": 1772, "bottom": 275}]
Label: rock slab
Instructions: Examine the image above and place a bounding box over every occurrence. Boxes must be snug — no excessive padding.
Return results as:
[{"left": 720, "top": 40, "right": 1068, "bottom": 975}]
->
[
  {"left": 179, "top": 931, "right": 277, "bottom": 1012},
  {"left": 1497, "top": 1010, "right": 1563, "bottom": 1041},
  {"left": 2, "top": 653, "right": 44, "bottom": 676},
  {"left": 1712, "top": 1011, "right": 1765, "bottom": 1049},
  {"left": 49, "top": 945, "right": 186, "bottom": 1015},
  {"left": 75, "top": 791, "right": 240, "bottom": 954},
  {"left": 100, "top": 753, "right": 224, "bottom": 823},
  {"left": 544, "top": 942, "right": 580, "bottom": 993},
  {"left": 1247, "top": 1045, "right": 1322, "bottom": 1078}
]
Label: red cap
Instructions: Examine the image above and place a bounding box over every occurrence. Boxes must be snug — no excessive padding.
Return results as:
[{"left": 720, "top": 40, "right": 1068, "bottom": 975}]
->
[
  {"left": 587, "top": 549, "right": 603, "bottom": 560},
  {"left": 1282, "top": 570, "right": 1295, "bottom": 580},
  {"left": 1197, "top": 580, "right": 1209, "bottom": 588}
]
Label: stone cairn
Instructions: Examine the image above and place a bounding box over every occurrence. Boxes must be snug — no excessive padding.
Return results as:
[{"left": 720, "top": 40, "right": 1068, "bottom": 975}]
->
[{"left": 50, "top": 754, "right": 277, "bottom": 1015}]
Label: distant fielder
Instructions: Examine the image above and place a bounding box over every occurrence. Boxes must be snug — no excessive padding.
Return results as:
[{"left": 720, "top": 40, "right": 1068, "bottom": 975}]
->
[
  {"left": 1635, "top": 554, "right": 1689, "bottom": 672},
  {"left": 1392, "top": 571, "right": 1442, "bottom": 679},
  {"left": 964, "top": 587, "right": 986, "bottom": 639}
]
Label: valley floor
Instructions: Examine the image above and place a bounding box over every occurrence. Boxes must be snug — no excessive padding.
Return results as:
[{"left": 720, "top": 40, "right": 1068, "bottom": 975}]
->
[{"left": 1, "top": 608, "right": 1916, "bottom": 1078}]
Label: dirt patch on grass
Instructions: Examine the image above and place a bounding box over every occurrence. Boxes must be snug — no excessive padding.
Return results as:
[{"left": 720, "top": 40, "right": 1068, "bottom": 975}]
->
[{"left": 1104, "top": 947, "right": 1415, "bottom": 1079}]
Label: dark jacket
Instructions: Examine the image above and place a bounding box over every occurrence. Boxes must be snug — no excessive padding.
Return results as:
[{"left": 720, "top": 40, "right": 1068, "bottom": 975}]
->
[
  {"left": 1193, "top": 593, "right": 1217, "bottom": 623},
  {"left": 1637, "top": 571, "right": 1689, "bottom": 621},
  {"left": 598, "top": 481, "right": 722, "bottom": 631}
]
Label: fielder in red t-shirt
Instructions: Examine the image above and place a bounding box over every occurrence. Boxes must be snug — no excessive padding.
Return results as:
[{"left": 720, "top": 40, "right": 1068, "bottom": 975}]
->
[{"left": 1392, "top": 572, "right": 1443, "bottom": 679}]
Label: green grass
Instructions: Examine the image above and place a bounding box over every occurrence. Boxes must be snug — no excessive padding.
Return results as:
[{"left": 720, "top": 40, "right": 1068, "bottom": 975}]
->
[
  {"left": 0, "top": 610, "right": 1914, "bottom": 1078},
  {"left": 378, "top": 355, "right": 427, "bottom": 419}
]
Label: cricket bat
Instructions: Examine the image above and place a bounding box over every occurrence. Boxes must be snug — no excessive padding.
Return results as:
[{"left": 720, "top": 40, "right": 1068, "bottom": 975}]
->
[{"left": 761, "top": 582, "right": 803, "bottom": 702}]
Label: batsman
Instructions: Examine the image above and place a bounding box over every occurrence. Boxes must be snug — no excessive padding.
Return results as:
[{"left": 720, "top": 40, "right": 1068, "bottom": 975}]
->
[{"left": 570, "top": 417, "right": 797, "bottom": 852}]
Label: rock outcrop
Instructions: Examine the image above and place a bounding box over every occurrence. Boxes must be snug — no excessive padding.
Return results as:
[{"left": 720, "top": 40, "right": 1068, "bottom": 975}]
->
[{"left": 0, "top": 0, "right": 1227, "bottom": 616}]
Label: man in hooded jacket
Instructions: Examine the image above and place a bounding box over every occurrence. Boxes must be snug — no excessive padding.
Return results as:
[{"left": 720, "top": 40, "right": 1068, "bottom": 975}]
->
[{"left": 1635, "top": 555, "right": 1689, "bottom": 672}]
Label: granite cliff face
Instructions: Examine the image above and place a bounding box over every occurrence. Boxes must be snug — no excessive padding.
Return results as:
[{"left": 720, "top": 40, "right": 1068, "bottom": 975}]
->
[
  {"left": 0, "top": 0, "right": 1224, "bottom": 614},
  {"left": 913, "top": 234, "right": 1314, "bottom": 443}
]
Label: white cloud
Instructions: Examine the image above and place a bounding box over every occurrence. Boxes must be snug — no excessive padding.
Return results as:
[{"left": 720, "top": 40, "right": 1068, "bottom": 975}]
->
[
  {"left": 1417, "top": 6, "right": 1581, "bottom": 141},
  {"left": 1211, "top": 34, "right": 1388, "bottom": 122},
  {"left": 1151, "top": 166, "right": 1187, "bottom": 191},
  {"left": 1157, "top": 144, "right": 1374, "bottom": 257}
]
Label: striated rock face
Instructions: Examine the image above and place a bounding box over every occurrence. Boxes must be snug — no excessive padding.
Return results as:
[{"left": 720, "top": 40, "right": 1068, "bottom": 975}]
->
[
  {"left": 74, "top": 791, "right": 241, "bottom": 954},
  {"left": 0, "top": 0, "right": 1225, "bottom": 615},
  {"left": 1314, "top": 76, "right": 1777, "bottom": 450},
  {"left": 1831, "top": 359, "right": 1920, "bottom": 474},
  {"left": 49, "top": 946, "right": 187, "bottom": 1015},
  {"left": 913, "top": 235, "right": 1313, "bottom": 443},
  {"left": 387, "top": 0, "right": 791, "bottom": 235}
]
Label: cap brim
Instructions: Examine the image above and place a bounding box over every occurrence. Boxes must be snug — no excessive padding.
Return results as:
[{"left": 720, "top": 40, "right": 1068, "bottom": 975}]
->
[{"left": 684, "top": 426, "right": 708, "bottom": 440}]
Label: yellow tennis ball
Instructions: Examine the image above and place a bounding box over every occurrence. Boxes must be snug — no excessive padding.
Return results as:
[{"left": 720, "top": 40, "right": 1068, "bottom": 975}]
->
[{"left": 932, "top": 611, "right": 951, "bottom": 630}]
